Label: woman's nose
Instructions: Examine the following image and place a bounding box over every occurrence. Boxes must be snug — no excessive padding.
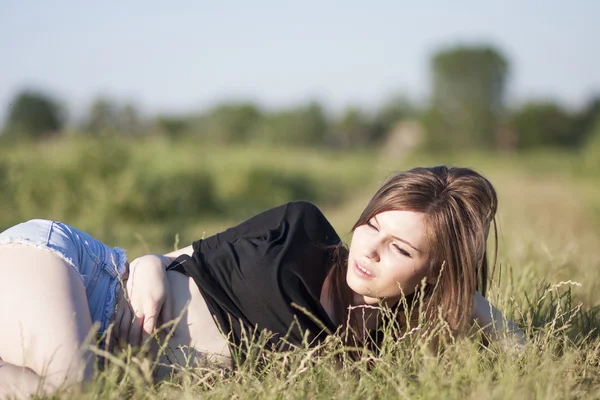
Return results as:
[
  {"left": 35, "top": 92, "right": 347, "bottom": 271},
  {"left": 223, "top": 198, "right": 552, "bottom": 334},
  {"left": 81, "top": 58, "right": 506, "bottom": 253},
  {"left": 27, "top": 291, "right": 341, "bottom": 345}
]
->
[{"left": 364, "top": 238, "right": 380, "bottom": 262}]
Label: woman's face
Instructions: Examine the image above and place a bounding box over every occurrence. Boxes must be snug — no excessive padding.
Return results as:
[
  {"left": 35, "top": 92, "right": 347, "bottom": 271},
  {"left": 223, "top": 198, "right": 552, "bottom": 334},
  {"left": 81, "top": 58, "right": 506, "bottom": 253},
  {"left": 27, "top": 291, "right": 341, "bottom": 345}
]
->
[{"left": 347, "top": 210, "right": 430, "bottom": 306}]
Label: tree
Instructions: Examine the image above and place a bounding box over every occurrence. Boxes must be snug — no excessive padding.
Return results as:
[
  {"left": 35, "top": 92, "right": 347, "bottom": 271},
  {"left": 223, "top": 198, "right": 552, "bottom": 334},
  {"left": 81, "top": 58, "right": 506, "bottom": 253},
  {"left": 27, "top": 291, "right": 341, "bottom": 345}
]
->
[
  {"left": 2, "top": 89, "right": 64, "bottom": 139},
  {"left": 82, "top": 98, "right": 119, "bottom": 135},
  {"left": 371, "top": 95, "right": 419, "bottom": 144},
  {"left": 297, "top": 101, "right": 329, "bottom": 145},
  {"left": 512, "top": 101, "right": 575, "bottom": 149},
  {"left": 117, "top": 103, "right": 143, "bottom": 135},
  {"left": 203, "top": 102, "right": 262, "bottom": 143},
  {"left": 252, "top": 102, "right": 329, "bottom": 146},
  {"left": 582, "top": 113, "right": 600, "bottom": 171},
  {"left": 331, "top": 107, "right": 371, "bottom": 148},
  {"left": 82, "top": 99, "right": 144, "bottom": 136},
  {"left": 571, "top": 96, "right": 600, "bottom": 147},
  {"left": 155, "top": 115, "right": 190, "bottom": 140},
  {"left": 424, "top": 45, "right": 509, "bottom": 150}
]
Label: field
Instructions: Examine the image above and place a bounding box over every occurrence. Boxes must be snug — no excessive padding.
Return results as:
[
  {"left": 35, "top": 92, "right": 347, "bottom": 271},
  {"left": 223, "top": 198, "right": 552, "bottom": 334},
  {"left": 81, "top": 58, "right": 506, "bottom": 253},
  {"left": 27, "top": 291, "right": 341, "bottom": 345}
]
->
[{"left": 1, "top": 138, "right": 599, "bottom": 399}]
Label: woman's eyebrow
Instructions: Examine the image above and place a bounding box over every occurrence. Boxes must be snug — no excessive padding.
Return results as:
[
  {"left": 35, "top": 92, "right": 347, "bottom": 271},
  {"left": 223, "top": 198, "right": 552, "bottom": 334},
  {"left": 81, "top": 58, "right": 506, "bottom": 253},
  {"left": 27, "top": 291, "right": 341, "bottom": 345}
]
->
[{"left": 374, "top": 216, "right": 423, "bottom": 253}]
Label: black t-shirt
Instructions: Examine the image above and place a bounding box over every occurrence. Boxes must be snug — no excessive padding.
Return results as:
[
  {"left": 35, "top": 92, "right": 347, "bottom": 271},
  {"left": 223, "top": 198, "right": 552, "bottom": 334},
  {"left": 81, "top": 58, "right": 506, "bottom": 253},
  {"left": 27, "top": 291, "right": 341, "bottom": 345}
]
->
[{"left": 167, "top": 201, "right": 342, "bottom": 357}]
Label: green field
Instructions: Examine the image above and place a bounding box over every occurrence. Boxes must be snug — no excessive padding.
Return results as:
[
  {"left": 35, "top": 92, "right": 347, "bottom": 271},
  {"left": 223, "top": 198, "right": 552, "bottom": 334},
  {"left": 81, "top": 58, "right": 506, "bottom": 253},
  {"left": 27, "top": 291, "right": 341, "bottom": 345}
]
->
[{"left": 1, "top": 138, "right": 599, "bottom": 398}]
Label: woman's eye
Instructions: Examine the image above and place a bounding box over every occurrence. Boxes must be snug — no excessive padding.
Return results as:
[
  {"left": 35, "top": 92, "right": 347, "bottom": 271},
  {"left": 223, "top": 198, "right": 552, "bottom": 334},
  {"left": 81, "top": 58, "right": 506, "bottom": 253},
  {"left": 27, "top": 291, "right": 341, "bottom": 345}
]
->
[
  {"left": 394, "top": 244, "right": 411, "bottom": 258},
  {"left": 366, "top": 220, "right": 378, "bottom": 231}
]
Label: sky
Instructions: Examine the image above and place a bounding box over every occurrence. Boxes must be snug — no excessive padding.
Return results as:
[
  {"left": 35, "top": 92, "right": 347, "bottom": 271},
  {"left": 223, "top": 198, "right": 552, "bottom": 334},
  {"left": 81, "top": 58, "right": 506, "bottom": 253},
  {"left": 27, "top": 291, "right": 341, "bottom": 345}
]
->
[{"left": 1, "top": 1, "right": 599, "bottom": 124}]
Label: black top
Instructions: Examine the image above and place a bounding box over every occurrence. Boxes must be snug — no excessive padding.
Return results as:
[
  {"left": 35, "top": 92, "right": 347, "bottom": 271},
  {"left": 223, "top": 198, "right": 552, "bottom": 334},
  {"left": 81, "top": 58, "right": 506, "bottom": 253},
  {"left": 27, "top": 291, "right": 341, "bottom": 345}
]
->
[{"left": 167, "top": 201, "right": 342, "bottom": 357}]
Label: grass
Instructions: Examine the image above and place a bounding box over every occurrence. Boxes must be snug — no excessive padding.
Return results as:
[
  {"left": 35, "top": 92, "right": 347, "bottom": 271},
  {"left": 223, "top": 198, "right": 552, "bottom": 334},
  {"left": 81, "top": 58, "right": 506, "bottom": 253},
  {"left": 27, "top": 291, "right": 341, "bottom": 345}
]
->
[
  {"left": 1, "top": 137, "right": 600, "bottom": 398},
  {"left": 0, "top": 137, "right": 378, "bottom": 255}
]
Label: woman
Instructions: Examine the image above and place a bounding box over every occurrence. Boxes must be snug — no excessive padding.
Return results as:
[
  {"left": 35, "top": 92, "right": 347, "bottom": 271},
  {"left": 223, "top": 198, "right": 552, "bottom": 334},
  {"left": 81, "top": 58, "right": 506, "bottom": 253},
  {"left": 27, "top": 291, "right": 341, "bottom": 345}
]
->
[{"left": 0, "top": 166, "right": 522, "bottom": 397}]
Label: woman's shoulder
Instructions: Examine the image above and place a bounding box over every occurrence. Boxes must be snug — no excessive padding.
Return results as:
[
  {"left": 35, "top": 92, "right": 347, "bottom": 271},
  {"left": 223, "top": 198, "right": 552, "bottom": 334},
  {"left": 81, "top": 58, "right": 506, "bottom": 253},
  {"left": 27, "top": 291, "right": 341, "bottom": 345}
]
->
[
  {"left": 190, "top": 201, "right": 340, "bottom": 254},
  {"left": 283, "top": 201, "right": 332, "bottom": 228},
  {"left": 281, "top": 201, "right": 340, "bottom": 245},
  {"left": 283, "top": 200, "right": 325, "bottom": 218}
]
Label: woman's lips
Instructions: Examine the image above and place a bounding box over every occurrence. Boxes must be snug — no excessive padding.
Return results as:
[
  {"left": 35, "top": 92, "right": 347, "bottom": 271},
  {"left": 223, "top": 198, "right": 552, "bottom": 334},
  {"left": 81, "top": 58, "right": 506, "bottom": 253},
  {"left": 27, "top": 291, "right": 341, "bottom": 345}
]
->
[{"left": 354, "top": 260, "right": 375, "bottom": 279}]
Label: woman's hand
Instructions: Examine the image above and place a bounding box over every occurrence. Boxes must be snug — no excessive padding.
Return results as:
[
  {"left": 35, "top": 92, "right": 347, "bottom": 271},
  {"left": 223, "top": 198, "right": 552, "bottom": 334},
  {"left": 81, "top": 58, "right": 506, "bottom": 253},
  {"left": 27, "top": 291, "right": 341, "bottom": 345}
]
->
[{"left": 114, "top": 254, "right": 174, "bottom": 348}]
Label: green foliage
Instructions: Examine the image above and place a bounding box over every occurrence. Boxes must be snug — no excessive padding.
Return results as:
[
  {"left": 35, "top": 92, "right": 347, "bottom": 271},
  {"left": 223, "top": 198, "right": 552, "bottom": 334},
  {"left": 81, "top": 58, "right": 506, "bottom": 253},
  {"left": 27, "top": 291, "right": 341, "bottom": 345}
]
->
[
  {"left": 370, "top": 95, "right": 419, "bottom": 143},
  {"left": 0, "top": 140, "right": 131, "bottom": 228},
  {"left": 119, "top": 104, "right": 143, "bottom": 136},
  {"left": 582, "top": 114, "right": 600, "bottom": 170},
  {"left": 75, "top": 138, "right": 133, "bottom": 178},
  {"left": 149, "top": 99, "right": 410, "bottom": 148},
  {"left": 0, "top": 160, "right": 12, "bottom": 216},
  {"left": 83, "top": 98, "right": 117, "bottom": 134},
  {"left": 154, "top": 115, "right": 190, "bottom": 140},
  {"left": 328, "top": 105, "right": 400, "bottom": 148},
  {"left": 117, "top": 168, "right": 218, "bottom": 222},
  {"left": 0, "top": 139, "right": 220, "bottom": 230},
  {"left": 38, "top": 282, "right": 600, "bottom": 399},
  {"left": 253, "top": 102, "right": 329, "bottom": 146},
  {"left": 332, "top": 107, "right": 372, "bottom": 148},
  {"left": 224, "top": 167, "right": 319, "bottom": 216},
  {"left": 425, "top": 45, "right": 509, "bottom": 151},
  {"left": 512, "top": 101, "right": 575, "bottom": 149},
  {"left": 2, "top": 139, "right": 600, "bottom": 398},
  {"left": 5, "top": 47, "right": 597, "bottom": 156},
  {"left": 571, "top": 96, "right": 600, "bottom": 146},
  {"left": 202, "top": 102, "right": 263, "bottom": 143},
  {"left": 0, "top": 137, "right": 376, "bottom": 249},
  {"left": 82, "top": 98, "right": 143, "bottom": 136},
  {"left": 2, "top": 89, "right": 64, "bottom": 139}
]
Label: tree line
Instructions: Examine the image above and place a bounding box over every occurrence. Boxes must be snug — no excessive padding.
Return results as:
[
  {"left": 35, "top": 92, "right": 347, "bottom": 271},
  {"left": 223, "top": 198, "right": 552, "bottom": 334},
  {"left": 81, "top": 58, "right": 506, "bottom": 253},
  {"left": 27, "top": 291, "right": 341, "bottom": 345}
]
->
[{"left": 2, "top": 44, "right": 599, "bottom": 152}]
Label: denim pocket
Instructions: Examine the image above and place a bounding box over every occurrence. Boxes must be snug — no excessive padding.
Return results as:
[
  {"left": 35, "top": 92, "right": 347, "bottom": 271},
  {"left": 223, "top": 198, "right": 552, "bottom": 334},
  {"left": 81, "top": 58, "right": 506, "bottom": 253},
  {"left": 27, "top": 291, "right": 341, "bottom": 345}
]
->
[{"left": 0, "top": 219, "right": 53, "bottom": 248}]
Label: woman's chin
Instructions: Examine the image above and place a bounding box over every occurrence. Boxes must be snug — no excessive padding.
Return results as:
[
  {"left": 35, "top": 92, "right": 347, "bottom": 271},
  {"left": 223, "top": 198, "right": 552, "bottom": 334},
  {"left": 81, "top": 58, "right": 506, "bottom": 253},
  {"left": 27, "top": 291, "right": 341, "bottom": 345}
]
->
[
  {"left": 345, "top": 272, "right": 364, "bottom": 295},
  {"left": 345, "top": 280, "right": 373, "bottom": 305}
]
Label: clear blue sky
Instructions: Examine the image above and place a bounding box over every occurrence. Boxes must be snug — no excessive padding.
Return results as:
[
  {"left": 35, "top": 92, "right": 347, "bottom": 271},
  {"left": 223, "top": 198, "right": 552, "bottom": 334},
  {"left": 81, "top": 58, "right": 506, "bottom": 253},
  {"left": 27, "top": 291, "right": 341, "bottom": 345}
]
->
[{"left": 1, "top": 1, "right": 599, "bottom": 124}]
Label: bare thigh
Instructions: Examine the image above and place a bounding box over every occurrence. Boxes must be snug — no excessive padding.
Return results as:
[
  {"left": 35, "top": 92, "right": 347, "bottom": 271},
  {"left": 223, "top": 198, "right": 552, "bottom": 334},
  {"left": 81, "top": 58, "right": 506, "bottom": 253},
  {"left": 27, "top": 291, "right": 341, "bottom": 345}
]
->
[
  {"left": 0, "top": 359, "right": 46, "bottom": 399},
  {"left": 0, "top": 244, "right": 96, "bottom": 389}
]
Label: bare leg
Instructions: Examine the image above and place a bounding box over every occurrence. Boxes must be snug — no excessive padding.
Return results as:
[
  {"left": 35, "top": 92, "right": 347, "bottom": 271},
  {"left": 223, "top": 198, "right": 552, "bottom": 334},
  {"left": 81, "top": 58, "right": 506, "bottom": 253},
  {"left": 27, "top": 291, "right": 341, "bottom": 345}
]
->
[
  {"left": 0, "top": 360, "right": 50, "bottom": 399},
  {"left": 0, "top": 244, "right": 96, "bottom": 397}
]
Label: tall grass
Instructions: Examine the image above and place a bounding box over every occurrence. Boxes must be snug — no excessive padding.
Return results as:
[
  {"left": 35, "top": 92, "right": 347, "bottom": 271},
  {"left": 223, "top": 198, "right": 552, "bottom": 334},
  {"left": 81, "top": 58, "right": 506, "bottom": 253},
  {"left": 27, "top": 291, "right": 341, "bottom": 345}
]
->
[
  {"left": 1, "top": 137, "right": 599, "bottom": 398},
  {"left": 0, "top": 137, "right": 377, "bottom": 254}
]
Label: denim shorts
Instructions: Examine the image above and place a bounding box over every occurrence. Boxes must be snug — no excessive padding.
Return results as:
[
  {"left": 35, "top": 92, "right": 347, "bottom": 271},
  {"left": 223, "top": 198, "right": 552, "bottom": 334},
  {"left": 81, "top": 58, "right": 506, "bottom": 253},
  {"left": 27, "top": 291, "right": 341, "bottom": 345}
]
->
[{"left": 0, "top": 219, "right": 128, "bottom": 338}]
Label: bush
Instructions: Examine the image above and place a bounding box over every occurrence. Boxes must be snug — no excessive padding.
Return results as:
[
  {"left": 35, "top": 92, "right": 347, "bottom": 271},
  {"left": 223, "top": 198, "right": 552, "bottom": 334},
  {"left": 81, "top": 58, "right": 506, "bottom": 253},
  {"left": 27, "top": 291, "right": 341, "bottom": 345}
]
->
[
  {"left": 116, "top": 168, "right": 218, "bottom": 222},
  {"left": 73, "top": 138, "right": 133, "bottom": 178},
  {"left": 224, "top": 167, "right": 319, "bottom": 216},
  {"left": 582, "top": 115, "right": 600, "bottom": 172},
  {"left": 2, "top": 161, "right": 79, "bottom": 224},
  {"left": 2, "top": 89, "right": 64, "bottom": 139},
  {"left": 512, "top": 101, "right": 575, "bottom": 149}
]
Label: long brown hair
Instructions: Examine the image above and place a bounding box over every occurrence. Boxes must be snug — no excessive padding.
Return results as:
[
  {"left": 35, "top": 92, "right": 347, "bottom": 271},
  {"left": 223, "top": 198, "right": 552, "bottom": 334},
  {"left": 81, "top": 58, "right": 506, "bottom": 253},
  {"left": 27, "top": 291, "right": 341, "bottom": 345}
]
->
[{"left": 329, "top": 166, "right": 498, "bottom": 346}]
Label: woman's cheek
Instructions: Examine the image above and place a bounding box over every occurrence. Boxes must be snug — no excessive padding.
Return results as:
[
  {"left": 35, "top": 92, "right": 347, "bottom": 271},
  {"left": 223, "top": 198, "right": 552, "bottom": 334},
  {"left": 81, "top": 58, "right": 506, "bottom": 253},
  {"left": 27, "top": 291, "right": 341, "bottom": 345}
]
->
[
  {"left": 377, "top": 270, "right": 402, "bottom": 297},
  {"left": 391, "top": 264, "right": 419, "bottom": 294}
]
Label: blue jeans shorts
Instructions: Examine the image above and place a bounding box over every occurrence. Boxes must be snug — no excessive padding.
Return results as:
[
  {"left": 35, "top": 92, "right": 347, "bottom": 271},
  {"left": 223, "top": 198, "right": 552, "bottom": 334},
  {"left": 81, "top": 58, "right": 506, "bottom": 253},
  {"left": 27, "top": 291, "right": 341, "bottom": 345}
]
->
[{"left": 0, "top": 219, "right": 128, "bottom": 339}]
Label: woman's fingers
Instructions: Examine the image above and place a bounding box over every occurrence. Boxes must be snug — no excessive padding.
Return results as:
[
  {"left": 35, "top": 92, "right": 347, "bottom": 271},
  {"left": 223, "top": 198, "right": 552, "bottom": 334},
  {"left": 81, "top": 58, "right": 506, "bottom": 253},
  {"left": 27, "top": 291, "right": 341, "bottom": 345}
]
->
[
  {"left": 130, "top": 313, "right": 144, "bottom": 348},
  {"left": 143, "top": 305, "right": 160, "bottom": 339},
  {"left": 116, "top": 254, "right": 173, "bottom": 348},
  {"left": 113, "top": 289, "right": 128, "bottom": 342},
  {"left": 118, "top": 305, "right": 132, "bottom": 345},
  {"left": 161, "top": 289, "right": 174, "bottom": 333},
  {"left": 115, "top": 306, "right": 145, "bottom": 349},
  {"left": 113, "top": 307, "right": 124, "bottom": 334}
]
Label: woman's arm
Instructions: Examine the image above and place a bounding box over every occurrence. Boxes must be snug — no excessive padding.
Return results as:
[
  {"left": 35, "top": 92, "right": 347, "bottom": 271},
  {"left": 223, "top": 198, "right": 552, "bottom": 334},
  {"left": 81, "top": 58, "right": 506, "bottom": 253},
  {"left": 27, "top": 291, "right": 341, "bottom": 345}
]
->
[
  {"left": 114, "top": 245, "right": 195, "bottom": 347},
  {"left": 473, "top": 291, "right": 525, "bottom": 347},
  {"left": 116, "top": 203, "right": 307, "bottom": 346}
]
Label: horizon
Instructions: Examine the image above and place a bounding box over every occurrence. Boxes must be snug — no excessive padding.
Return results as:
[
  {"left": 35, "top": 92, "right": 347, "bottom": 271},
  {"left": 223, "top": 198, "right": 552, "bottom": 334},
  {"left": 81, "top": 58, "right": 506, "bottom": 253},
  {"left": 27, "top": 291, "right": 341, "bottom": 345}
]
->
[{"left": 1, "top": 1, "right": 599, "bottom": 125}]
